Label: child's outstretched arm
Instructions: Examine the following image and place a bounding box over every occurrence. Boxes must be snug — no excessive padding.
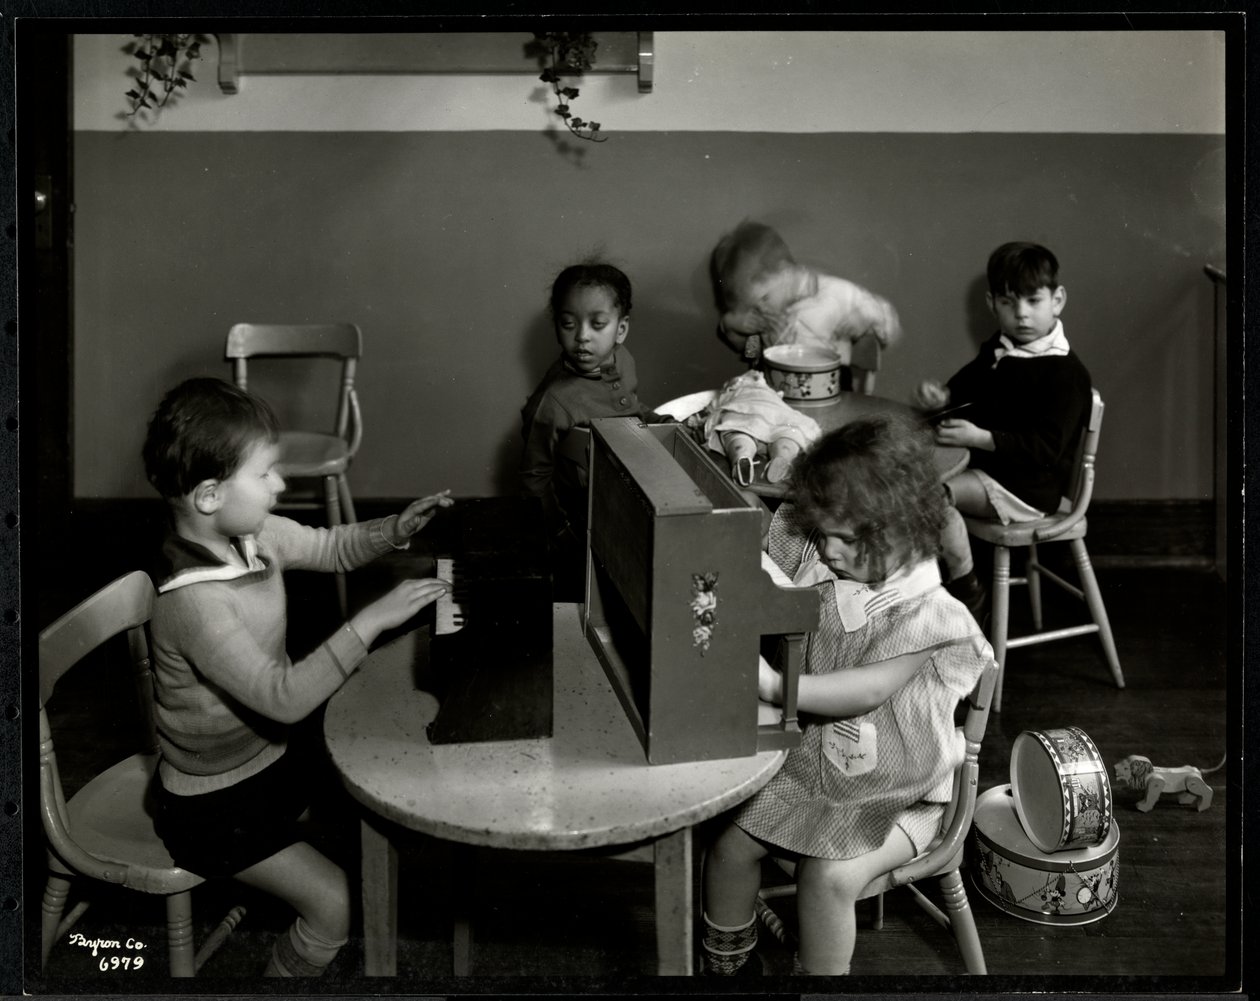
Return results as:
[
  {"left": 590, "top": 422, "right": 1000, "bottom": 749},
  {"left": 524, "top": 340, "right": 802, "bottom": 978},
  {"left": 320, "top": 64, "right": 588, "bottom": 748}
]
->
[
  {"left": 390, "top": 490, "right": 455, "bottom": 543},
  {"left": 758, "top": 649, "right": 929, "bottom": 718}
]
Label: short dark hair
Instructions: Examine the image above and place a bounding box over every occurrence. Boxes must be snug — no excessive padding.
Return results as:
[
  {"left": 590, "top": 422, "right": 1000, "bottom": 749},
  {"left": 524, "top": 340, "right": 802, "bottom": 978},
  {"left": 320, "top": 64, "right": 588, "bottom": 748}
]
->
[
  {"left": 987, "top": 241, "right": 1061, "bottom": 297},
  {"left": 789, "top": 414, "right": 946, "bottom": 581},
  {"left": 142, "top": 377, "right": 279, "bottom": 499},
  {"left": 710, "top": 220, "right": 795, "bottom": 311},
  {"left": 549, "top": 263, "right": 633, "bottom": 317}
]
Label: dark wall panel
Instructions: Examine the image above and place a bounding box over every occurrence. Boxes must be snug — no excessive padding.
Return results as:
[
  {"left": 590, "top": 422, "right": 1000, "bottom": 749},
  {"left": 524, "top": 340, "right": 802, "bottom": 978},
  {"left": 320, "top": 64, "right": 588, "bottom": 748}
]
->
[{"left": 71, "top": 130, "right": 1225, "bottom": 500}]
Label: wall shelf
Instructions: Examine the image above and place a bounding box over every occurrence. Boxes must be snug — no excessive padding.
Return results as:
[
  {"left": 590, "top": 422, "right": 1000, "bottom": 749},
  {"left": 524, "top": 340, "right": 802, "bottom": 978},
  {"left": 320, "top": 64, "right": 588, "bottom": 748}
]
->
[{"left": 215, "top": 31, "right": 654, "bottom": 95}]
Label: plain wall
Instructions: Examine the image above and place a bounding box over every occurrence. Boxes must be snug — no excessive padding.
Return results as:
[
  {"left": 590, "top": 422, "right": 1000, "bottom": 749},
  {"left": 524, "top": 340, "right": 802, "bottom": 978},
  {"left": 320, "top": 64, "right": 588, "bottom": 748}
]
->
[{"left": 69, "top": 30, "right": 1228, "bottom": 501}]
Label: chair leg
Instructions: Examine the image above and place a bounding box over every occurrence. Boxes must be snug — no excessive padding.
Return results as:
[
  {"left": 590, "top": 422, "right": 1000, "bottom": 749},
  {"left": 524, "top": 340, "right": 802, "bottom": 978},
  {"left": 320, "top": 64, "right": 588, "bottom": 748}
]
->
[
  {"left": 1027, "top": 542, "right": 1044, "bottom": 631},
  {"left": 1070, "top": 538, "right": 1124, "bottom": 689},
  {"left": 990, "top": 546, "right": 1011, "bottom": 713},
  {"left": 41, "top": 874, "right": 71, "bottom": 970},
  {"left": 165, "top": 891, "right": 196, "bottom": 977},
  {"left": 937, "top": 869, "right": 986, "bottom": 974},
  {"left": 337, "top": 473, "right": 358, "bottom": 526},
  {"left": 323, "top": 476, "right": 349, "bottom": 618},
  {"left": 873, "top": 891, "right": 884, "bottom": 930}
]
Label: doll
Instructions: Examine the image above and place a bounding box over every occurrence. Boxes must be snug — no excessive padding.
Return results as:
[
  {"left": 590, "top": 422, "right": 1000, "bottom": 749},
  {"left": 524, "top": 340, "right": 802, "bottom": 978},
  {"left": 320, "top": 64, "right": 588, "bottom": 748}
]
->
[{"left": 703, "top": 370, "right": 821, "bottom": 485}]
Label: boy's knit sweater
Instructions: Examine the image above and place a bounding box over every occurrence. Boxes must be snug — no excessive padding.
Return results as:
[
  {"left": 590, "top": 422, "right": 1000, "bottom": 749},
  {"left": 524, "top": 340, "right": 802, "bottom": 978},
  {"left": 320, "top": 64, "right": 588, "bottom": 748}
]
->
[
  {"left": 945, "top": 331, "right": 1092, "bottom": 513},
  {"left": 150, "top": 514, "right": 402, "bottom": 795}
]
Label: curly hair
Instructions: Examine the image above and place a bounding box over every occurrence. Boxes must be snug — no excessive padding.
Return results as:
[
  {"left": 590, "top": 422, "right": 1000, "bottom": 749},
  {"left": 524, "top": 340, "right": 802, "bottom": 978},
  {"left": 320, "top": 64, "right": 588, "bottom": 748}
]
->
[
  {"left": 788, "top": 414, "right": 947, "bottom": 581},
  {"left": 142, "top": 377, "right": 279, "bottom": 500},
  {"left": 549, "top": 262, "right": 633, "bottom": 318}
]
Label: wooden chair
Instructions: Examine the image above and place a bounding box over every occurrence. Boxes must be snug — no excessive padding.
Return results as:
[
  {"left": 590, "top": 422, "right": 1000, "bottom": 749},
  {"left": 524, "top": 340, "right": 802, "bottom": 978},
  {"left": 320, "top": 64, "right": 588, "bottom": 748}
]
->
[
  {"left": 963, "top": 388, "right": 1124, "bottom": 712},
  {"left": 849, "top": 331, "right": 882, "bottom": 395},
  {"left": 226, "top": 322, "right": 363, "bottom": 615},
  {"left": 38, "top": 571, "right": 244, "bottom": 977},
  {"left": 754, "top": 662, "right": 997, "bottom": 974}
]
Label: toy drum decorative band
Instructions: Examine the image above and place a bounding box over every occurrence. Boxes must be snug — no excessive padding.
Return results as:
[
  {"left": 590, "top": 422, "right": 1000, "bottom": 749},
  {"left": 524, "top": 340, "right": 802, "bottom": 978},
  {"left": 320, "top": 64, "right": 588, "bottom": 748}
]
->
[
  {"left": 1010, "top": 726, "right": 1113, "bottom": 853},
  {"left": 970, "top": 784, "right": 1120, "bottom": 927},
  {"left": 760, "top": 344, "right": 845, "bottom": 404}
]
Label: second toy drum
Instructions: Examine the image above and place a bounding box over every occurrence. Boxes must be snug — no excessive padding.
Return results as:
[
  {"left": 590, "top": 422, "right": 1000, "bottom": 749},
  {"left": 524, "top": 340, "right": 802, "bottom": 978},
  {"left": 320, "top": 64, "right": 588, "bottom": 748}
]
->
[
  {"left": 1010, "top": 726, "right": 1113, "bottom": 853},
  {"left": 971, "top": 784, "right": 1119, "bottom": 926}
]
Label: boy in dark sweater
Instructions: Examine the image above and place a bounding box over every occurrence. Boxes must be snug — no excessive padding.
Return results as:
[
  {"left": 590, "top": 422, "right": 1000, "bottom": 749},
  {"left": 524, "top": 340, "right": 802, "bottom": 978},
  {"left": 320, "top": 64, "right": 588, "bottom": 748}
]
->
[{"left": 914, "top": 242, "right": 1092, "bottom": 617}]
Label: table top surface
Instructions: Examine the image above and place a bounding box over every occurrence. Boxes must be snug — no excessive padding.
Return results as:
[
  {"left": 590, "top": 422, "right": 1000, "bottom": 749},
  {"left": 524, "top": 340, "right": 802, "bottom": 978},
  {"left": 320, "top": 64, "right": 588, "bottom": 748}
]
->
[
  {"left": 745, "top": 392, "right": 967, "bottom": 497},
  {"left": 324, "top": 603, "right": 787, "bottom": 851}
]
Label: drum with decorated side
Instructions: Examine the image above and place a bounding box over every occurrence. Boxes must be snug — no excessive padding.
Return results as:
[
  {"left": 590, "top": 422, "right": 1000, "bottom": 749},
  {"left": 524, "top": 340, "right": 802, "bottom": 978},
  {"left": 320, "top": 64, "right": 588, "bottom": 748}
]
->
[
  {"left": 970, "top": 784, "right": 1119, "bottom": 926},
  {"left": 1010, "top": 726, "right": 1113, "bottom": 852}
]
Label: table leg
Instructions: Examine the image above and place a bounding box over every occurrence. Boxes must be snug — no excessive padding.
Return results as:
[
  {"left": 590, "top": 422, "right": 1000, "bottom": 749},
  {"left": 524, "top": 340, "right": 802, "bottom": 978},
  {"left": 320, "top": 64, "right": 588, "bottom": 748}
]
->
[
  {"left": 452, "top": 843, "right": 474, "bottom": 976},
  {"left": 361, "top": 816, "right": 398, "bottom": 977},
  {"left": 653, "top": 826, "right": 694, "bottom": 975}
]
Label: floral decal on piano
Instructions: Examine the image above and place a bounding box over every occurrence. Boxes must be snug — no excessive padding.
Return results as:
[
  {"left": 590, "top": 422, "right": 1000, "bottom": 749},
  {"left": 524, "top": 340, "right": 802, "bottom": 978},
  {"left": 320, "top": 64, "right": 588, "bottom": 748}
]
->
[{"left": 690, "top": 571, "right": 719, "bottom": 653}]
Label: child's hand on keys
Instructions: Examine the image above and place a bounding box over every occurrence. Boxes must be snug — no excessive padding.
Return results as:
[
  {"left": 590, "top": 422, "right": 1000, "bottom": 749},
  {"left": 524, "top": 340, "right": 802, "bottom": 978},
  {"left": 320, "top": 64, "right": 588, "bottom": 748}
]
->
[
  {"left": 758, "top": 654, "right": 783, "bottom": 705},
  {"left": 394, "top": 490, "right": 455, "bottom": 539},
  {"left": 914, "top": 379, "right": 950, "bottom": 411},
  {"left": 350, "top": 578, "right": 449, "bottom": 646}
]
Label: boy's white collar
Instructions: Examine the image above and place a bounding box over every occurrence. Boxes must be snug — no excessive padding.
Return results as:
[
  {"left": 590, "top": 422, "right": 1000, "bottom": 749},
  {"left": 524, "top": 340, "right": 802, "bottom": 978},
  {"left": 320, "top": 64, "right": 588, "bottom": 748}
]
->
[
  {"left": 158, "top": 534, "right": 266, "bottom": 592},
  {"left": 993, "top": 320, "right": 1070, "bottom": 365}
]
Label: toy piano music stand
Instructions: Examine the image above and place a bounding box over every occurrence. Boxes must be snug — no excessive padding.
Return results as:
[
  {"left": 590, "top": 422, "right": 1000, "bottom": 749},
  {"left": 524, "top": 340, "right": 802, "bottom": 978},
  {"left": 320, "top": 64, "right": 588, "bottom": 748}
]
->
[{"left": 582, "top": 417, "right": 819, "bottom": 765}]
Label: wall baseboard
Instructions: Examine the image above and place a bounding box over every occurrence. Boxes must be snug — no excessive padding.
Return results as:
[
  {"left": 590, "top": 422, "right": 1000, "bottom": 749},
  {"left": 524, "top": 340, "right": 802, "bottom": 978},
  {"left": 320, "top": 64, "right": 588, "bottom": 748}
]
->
[{"left": 45, "top": 495, "right": 1220, "bottom": 588}]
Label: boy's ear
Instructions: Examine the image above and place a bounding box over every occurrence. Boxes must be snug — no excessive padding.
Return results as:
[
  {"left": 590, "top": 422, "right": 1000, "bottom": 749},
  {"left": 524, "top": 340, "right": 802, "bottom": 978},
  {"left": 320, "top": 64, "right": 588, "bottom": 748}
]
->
[
  {"left": 191, "top": 478, "right": 224, "bottom": 515},
  {"left": 616, "top": 315, "right": 630, "bottom": 343},
  {"left": 984, "top": 292, "right": 996, "bottom": 315},
  {"left": 1051, "top": 285, "right": 1067, "bottom": 314}
]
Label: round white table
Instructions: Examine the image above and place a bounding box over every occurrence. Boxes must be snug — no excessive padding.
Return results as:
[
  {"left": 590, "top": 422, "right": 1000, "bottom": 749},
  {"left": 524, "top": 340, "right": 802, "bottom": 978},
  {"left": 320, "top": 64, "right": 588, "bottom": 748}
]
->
[
  {"left": 324, "top": 602, "right": 787, "bottom": 976},
  {"left": 659, "top": 389, "right": 968, "bottom": 498}
]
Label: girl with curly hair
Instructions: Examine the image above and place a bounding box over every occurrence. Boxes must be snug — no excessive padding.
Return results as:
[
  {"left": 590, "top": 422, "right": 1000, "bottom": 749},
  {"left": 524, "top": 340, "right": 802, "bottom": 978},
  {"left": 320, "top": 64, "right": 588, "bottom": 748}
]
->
[{"left": 700, "top": 414, "right": 993, "bottom": 976}]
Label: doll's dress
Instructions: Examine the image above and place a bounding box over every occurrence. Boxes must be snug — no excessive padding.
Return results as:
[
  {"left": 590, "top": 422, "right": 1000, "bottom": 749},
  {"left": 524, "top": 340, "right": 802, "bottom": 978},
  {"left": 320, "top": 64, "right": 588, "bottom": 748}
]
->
[
  {"left": 733, "top": 505, "right": 991, "bottom": 860},
  {"left": 702, "top": 370, "right": 822, "bottom": 456}
]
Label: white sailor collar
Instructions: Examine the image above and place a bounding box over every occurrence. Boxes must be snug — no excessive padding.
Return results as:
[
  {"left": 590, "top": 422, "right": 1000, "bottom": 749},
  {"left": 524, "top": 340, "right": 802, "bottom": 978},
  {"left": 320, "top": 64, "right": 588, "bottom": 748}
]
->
[
  {"left": 792, "top": 543, "right": 942, "bottom": 632},
  {"left": 155, "top": 531, "right": 269, "bottom": 593}
]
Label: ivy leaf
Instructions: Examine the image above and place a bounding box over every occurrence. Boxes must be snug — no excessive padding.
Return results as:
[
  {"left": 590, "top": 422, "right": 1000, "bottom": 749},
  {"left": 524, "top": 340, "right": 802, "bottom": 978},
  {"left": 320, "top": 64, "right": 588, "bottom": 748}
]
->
[
  {"left": 556, "top": 104, "right": 569, "bottom": 115},
  {"left": 590, "top": 122, "right": 601, "bottom": 131}
]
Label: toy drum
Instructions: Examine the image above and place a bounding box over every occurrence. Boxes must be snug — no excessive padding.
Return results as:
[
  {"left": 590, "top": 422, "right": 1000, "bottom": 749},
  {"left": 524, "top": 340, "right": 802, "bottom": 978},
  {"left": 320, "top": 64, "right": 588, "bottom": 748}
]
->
[
  {"left": 970, "top": 784, "right": 1120, "bottom": 926},
  {"left": 1010, "top": 726, "right": 1113, "bottom": 853}
]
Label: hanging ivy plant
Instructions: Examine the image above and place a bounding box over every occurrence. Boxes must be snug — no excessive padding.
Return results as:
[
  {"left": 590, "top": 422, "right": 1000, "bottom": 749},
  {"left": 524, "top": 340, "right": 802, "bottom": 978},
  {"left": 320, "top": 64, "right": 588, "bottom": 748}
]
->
[
  {"left": 124, "top": 33, "right": 208, "bottom": 117},
  {"left": 527, "top": 32, "right": 607, "bottom": 143}
]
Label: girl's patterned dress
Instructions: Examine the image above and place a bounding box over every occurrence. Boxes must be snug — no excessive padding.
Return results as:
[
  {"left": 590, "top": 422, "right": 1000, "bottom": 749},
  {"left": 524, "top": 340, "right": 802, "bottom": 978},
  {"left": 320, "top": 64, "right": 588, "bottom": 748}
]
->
[{"left": 734, "top": 505, "right": 992, "bottom": 859}]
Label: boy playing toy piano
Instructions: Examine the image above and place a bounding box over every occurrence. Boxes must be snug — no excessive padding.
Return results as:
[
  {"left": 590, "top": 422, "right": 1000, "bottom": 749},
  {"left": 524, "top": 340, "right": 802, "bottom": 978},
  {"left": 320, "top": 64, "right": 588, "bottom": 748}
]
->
[{"left": 142, "top": 377, "right": 452, "bottom": 977}]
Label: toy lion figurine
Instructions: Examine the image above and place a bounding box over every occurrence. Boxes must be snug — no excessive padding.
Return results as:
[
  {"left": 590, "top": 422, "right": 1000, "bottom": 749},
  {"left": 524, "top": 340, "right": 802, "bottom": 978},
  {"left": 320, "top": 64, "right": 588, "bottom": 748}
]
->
[{"left": 1113, "top": 754, "right": 1215, "bottom": 812}]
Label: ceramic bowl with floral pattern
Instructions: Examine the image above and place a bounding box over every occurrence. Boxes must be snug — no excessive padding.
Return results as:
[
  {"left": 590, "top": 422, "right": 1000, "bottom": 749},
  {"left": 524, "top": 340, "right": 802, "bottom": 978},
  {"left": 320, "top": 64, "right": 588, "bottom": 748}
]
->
[{"left": 761, "top": 344, "right": 844, "bottom": 404}]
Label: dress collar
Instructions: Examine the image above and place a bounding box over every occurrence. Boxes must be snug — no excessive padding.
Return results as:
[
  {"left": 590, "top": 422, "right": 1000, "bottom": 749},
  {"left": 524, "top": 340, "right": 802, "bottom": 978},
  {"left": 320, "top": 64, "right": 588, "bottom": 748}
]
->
[
  {"left": 792, "top": 544, "right": 943, "bottom": 632},
  {"left": 560, "top": 346, "right": 621, "bottom": 381}
]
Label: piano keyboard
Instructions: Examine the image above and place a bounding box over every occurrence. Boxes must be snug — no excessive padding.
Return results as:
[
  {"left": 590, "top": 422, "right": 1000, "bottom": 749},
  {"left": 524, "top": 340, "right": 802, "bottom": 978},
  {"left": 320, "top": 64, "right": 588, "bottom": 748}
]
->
[{"left": 435, "top": 557, "right": 467, "bottom": 635}]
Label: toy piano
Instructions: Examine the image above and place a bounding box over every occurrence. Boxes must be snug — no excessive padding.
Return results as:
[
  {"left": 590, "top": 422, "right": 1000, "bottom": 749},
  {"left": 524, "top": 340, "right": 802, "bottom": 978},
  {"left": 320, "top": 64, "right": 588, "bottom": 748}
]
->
[{"left": 582, "top": 417, "right": 819, "bottom": 765}]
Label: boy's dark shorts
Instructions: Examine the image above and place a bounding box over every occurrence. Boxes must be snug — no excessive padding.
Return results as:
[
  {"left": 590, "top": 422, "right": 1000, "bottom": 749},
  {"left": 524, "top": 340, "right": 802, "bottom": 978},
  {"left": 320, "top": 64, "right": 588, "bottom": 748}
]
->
[{"left": 152, "top": 748, "right": 312, "bottom": 879}]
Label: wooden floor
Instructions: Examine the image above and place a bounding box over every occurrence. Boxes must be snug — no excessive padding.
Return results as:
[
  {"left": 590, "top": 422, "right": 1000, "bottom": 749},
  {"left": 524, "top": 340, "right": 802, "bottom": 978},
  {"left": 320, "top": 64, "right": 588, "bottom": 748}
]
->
[{"left": 24, "top": 534, "right": 1242, "bottom": 995}]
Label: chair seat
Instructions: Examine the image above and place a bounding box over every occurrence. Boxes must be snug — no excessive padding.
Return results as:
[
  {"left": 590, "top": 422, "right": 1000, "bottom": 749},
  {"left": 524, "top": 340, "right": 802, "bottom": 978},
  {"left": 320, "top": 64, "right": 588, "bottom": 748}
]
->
[
  {"left": 963, "top": 506, "right": 1086, "bottom": 547},
  {"left": 276, "top": 430, "right": 351, "bottom": 478},
  {"left": 62, "top": 752, "right": 203, "bottom": 895}
]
